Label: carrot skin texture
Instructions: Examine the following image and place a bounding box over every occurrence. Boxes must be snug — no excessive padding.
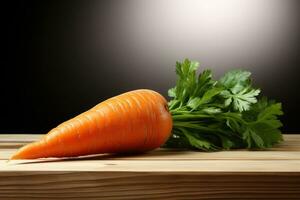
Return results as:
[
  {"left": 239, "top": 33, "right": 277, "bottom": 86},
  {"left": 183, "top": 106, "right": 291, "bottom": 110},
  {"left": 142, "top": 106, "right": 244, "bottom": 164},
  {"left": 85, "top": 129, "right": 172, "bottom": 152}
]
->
[{"left": 10, "top": 89, "right": 173, "bottom": 159}]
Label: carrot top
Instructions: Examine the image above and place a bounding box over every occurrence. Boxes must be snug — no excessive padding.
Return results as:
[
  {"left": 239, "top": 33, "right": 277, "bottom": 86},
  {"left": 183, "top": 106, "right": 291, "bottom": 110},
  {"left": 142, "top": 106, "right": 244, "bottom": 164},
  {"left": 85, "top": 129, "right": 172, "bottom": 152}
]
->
[{"left": 165, "top": 59, "right": 283, "bottom": 150}]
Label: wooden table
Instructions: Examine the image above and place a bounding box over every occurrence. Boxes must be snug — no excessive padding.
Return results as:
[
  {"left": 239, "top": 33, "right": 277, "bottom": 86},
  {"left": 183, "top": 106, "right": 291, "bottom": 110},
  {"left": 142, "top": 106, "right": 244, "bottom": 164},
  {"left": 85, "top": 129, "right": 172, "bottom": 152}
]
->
[{"left": 0, "top": 134, "right": 299, "bottom": 199}]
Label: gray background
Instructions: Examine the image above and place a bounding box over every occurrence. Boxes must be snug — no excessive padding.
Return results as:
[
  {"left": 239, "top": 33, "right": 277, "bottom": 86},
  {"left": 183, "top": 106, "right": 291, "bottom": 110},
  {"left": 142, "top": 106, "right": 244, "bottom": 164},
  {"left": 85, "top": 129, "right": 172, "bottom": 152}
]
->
[{"left": 2, "top": 0, "right": 300, "bottom": 133}]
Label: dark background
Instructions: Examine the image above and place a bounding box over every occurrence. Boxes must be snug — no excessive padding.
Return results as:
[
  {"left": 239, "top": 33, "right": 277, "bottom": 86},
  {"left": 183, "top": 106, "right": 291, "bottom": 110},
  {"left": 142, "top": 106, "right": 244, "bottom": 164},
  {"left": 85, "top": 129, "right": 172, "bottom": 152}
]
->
[{"left": 2, "top": 0, "right": 300, "bottom": 133}]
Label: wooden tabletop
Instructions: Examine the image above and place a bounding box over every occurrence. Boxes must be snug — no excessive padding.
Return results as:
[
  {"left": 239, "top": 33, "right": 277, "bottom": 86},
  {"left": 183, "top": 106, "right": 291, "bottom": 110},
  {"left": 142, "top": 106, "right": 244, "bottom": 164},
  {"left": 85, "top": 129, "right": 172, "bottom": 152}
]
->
[{"left": 1, "top": 134, "right": 300, "bottom": 199}]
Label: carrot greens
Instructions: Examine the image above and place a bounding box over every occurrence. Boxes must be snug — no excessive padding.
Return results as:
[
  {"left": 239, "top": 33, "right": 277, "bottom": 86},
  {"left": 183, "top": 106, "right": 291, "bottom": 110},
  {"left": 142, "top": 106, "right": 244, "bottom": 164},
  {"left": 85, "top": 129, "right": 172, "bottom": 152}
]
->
[{"left": 165, "top": 59, "right": 283, "bottom": 150}]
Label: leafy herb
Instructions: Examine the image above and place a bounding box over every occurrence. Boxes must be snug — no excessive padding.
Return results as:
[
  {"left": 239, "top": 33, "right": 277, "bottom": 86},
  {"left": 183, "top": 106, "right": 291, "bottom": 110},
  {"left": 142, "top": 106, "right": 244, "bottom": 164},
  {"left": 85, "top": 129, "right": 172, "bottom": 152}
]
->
[{"left": 165, "top": 59, "right": 283, "bottom": 150}]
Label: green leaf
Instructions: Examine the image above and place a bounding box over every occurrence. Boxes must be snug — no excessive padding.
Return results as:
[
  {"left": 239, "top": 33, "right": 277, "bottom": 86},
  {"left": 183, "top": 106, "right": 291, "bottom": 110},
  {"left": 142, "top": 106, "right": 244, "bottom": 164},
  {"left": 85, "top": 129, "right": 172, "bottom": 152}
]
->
[
  {"left": 202, "top": 107, "right": 222, "bottom": 114},
  {"left": 242, "top": 97, "right": 284, "bottom": 148},
  {"left": 165, "top": 59, "right": 283, "bottom": 151},
  {"left": 190, "top": 61, "right": 200, "bottom": 71},
  {"left": 258, "top": 102, "right": 283, "bottom": 121},
  {"left": 168, "top": 87, "right": 176, "bottom": 98},
  {"left": 219, "top": 69, "right": 251, "bottom": 94},
  {"left": 201, "top": 87, "right": 224, "bottom": 104},
  {"left": 243, "top": 97, "right": 283, "bottom": 122},
  {"left": 187, "top": 87, "right": 223, "bottom": 110},
  {"left": 193, "top": 70, "right": 214, "bottom": 97},
  {"left": 218, "top": 134, "right": 235, "bottom": 149},
  {"left": 250, "top": 123, "right": 283, "bottom": 147},
  {"left": 219, "top": 69, "right": 260, "bottom": 112},
  {"left": 187, "top": 97, "right": 201, "bottom": 109},
  {"left": 181, "top": 129, "right": 217, "bottom": 151},
  {"left": 221, "top": 87, "right": 260, "bottom": 112},
  {"left": 243, "top": 128, "right": 264, "bottom": 148},
  {"left": 198, "top": 70, "right": 212, "bottom": 87},
  {"left": 173, "top": 59, "right": 200, "bottom": 104}
]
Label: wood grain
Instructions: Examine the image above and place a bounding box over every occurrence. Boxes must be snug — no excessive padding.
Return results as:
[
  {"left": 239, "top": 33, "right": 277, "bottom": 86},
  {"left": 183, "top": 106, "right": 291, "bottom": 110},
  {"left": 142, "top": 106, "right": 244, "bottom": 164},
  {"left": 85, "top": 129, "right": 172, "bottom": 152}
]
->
[
  {"left": 2, "top": 148, "right": 300, "bottom": 160},
  {"left": 1, "top": 160, "right": 300, "bottom": 172},
  {"left": 0, "top": 134, "right": 299, "bottom": 199},
  {"left": 0, "top": 172, "right": 299, "bottom": 200}
]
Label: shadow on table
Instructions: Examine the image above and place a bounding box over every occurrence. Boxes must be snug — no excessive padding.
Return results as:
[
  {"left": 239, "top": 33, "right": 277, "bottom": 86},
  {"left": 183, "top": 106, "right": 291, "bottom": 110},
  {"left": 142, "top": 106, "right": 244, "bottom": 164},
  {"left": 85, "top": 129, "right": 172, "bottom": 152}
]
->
[{"left": 8, "top": 148, "right": 191, "bottom": 165}]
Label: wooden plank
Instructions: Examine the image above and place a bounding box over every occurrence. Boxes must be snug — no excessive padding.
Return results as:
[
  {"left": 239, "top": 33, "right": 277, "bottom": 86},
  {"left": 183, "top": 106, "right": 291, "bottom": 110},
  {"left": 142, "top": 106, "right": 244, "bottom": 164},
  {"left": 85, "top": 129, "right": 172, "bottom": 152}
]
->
[
  {"left": 2, "top": 148, "right": 300, "bottom": 160},
  {"left": 0, "top": 134, "right": 42, "bottom": 149},
  {"left": 0, "top": 172, "right": 299, "bottom": 199},
  {"left": 0, "top": 134, "right": 299, "bottom": 199},
  {"left": 0, "top": 134, "right": 43, "bottom": 142},
  {"left": 2, "top": 160, "right": 300, "bottom": 172}
]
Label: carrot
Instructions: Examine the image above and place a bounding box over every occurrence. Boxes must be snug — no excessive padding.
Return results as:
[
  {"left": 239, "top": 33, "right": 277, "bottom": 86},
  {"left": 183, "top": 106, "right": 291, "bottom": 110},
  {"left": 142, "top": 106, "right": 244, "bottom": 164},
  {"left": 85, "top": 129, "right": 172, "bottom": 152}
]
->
[{"left": 10, "top": 89, "right": 173, "bottom": 159}]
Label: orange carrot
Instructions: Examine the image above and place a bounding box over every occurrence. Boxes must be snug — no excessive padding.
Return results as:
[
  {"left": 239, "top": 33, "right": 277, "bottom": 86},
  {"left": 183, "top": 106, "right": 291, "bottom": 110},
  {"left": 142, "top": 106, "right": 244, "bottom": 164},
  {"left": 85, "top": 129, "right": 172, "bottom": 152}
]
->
[{"left": 11, "top": 89, "right": 173, "bottom": 159}]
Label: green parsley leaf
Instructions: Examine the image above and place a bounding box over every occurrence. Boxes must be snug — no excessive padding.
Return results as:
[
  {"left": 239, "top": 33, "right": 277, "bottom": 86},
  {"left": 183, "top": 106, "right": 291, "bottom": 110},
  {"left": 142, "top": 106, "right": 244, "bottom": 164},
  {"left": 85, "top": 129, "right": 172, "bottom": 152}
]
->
[
  {"left": 219, "top": 69, "right": 251, "bottom": 94},
  {"left": 220, "top": 87, "right": 261, "bottom": 112},
  {"left": 165, "top": 59, "right": 283, "bottom": 151}
]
